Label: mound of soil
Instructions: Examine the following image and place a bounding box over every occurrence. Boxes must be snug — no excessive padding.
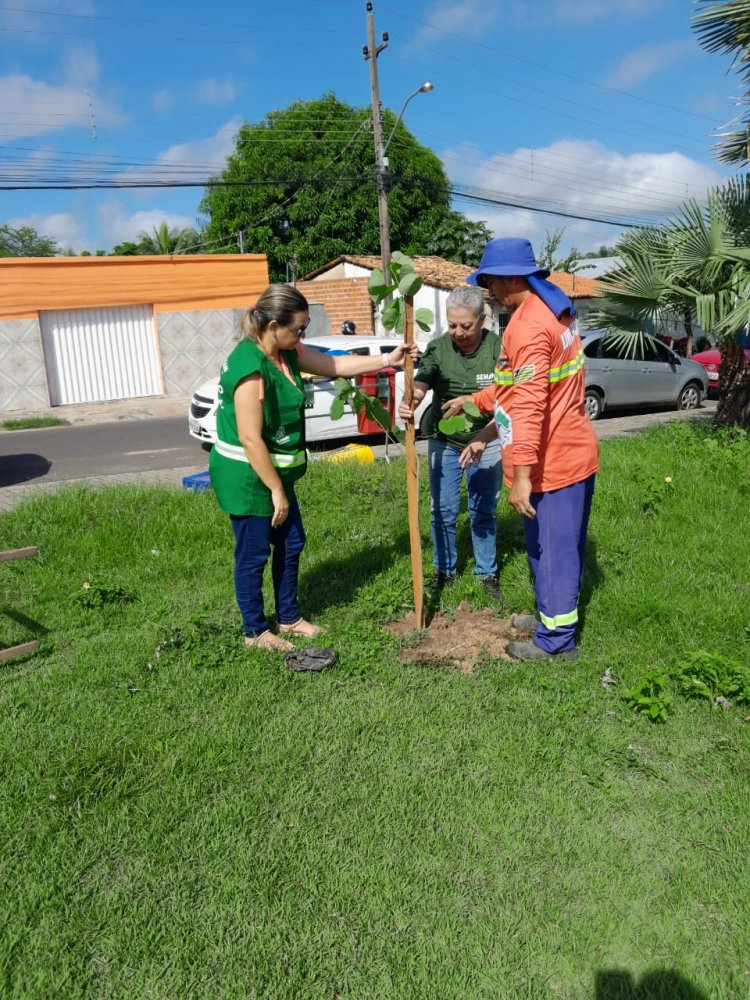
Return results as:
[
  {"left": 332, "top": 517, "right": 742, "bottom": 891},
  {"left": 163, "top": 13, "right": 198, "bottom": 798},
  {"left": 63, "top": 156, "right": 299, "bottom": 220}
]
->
[{"left": 386, "top": 601, "right": 525, "bottom": 672}]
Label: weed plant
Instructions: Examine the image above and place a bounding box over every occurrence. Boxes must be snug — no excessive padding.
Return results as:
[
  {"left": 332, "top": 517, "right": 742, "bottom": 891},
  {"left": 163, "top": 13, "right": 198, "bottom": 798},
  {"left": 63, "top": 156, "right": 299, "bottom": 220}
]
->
[{"left": 0, "top": 422, "right": 748, "bottom": 998}]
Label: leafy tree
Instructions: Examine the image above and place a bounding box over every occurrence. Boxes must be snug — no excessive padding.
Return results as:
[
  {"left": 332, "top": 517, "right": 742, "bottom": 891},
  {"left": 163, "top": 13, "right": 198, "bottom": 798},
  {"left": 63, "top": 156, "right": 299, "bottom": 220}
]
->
[
  {"left": 693, "top": 0, "right": 750, "bottom": 165},
  {"left": 135, "top": 222, "right": 201, "bottom": 255},
  {"left": 0, "top": 224, "right": 58, "bottom": 257},
  {"left": 110, "top": 241, "right": 141, "bottom": 256},
  {"left": 199, "top": 93, "right": 474, "bottom": 281},
  {"left": 535, "top": 227, "right": 581, "bottom": 272},
  {"left": 414, "top": 212, "right": 492, "bottom": 265}
]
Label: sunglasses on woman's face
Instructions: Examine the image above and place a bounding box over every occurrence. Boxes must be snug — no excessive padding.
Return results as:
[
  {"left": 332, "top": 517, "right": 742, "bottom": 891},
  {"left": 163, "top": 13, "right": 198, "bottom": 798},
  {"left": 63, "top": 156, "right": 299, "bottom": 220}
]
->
[{"left": 287, "top": 320, "right": 310, "bottom": 336}]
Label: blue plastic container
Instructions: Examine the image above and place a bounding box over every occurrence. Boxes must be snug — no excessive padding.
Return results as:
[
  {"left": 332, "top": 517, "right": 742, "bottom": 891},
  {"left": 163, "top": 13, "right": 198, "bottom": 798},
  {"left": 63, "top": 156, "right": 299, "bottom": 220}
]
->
[{"left": 182, "top": 471, "right": 212, "bottom": 493}]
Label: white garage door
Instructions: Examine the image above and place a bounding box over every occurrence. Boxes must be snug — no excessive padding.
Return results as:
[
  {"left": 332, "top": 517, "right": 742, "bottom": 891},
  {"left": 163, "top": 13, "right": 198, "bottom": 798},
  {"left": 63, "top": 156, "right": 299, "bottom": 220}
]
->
[{"left": 40, "top": 304, "right": 162, "bottom": 405}]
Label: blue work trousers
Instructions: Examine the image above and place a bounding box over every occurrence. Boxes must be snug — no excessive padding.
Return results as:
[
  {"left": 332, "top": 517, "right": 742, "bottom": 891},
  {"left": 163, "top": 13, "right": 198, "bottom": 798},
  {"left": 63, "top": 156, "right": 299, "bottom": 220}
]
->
[
  {"left": 229, "top": 491, "right": 306, "bottom": 638},
  {"left": 524, "top": 474, "right": 595, "bottom": 654},
  {"left": 428, "top": 438, "right": 502, "bottom": 578}
]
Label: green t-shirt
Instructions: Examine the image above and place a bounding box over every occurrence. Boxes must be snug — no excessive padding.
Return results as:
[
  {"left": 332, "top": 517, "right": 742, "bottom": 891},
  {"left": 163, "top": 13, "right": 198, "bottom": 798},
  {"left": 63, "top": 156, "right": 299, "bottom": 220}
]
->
[
  {"left": 209, "top": 340, "right": 307, "bottom": 516},
  {"left": 417, "top": 329, "right": 501, "bottom": 447}
]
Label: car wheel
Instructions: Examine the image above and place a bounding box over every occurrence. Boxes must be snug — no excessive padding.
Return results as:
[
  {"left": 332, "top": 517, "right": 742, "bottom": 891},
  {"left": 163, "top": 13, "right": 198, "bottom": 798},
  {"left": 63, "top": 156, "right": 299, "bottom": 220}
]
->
[
  {"left": 584, "top": 389, "right": 603, "bottom": 421},
  {"left": 201, "top": 441, "right": 214, "bottom": 453},
  {"left": 677, "top": 382, "right": 702, "bottom": 411}
]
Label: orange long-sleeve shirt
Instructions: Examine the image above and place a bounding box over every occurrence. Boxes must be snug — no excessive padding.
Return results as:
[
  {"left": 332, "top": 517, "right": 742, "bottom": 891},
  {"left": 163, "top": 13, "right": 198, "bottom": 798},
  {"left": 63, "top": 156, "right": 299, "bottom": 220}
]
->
[{"left": 473, "top": 294, "right": 598, "bottom": 492}]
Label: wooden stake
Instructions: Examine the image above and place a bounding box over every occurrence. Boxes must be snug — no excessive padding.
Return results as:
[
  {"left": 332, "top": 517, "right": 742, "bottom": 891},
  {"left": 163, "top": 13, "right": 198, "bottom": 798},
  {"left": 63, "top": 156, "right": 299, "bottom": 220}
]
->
[{"left": 403, "top": 296, "right": 425, "bottom": 628}]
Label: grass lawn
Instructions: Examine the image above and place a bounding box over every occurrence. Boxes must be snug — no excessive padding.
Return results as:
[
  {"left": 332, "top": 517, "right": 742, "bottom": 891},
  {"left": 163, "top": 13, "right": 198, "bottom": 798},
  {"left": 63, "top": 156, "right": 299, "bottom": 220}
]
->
[
  {"left": 1, "top": 421, "right": 748, "bottom": 999},
  {"left": 0, "top": 416, "right": 69, "bottom": 431}
]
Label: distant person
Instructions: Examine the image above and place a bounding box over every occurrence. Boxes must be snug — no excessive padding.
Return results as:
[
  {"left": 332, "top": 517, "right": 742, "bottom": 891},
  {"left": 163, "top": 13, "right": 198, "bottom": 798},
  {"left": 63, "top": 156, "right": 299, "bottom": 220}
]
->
[
  {"left": 342, "top": 320, "right": 357, "bottom": 335},
  {"left": 398, "top": 285, "right": 503, "bottom": 600},
  {"left": 210, "top": 283, "right": 417, "bottom": 651},
  {"left": 452, "top": 237, "right": 599, "bottom": 660}
]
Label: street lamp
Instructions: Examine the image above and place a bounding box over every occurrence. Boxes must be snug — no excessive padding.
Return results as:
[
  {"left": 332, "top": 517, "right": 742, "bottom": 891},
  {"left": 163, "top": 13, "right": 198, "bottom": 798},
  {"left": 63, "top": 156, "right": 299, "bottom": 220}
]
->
[{"left": 382, "top": 82, "right": 434, "bottom": 165}]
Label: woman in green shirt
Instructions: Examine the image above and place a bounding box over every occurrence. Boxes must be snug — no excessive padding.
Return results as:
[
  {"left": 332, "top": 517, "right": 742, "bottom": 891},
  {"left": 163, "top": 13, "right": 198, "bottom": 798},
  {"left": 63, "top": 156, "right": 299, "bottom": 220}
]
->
[{"left": 210, "top": 283, "right": 415, "bottom": 652}]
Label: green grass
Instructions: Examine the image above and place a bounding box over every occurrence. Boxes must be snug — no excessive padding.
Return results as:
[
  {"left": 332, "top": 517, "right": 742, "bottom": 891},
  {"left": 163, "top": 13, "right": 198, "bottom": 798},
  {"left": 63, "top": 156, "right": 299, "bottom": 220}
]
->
[
  {"left": 0, "top": 416, "right": 69, "bottom": 430},
  {"left": 1, "top": 421, "right": 748, "bottom": 999}
]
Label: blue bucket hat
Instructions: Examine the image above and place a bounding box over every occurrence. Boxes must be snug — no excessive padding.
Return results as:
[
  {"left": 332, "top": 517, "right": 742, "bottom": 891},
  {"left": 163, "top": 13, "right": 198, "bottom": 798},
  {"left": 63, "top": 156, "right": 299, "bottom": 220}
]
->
[
  {"left": 467, "top": 237, "right": 550, "bottom": 286},
  {"left": 467, "top": 236, "right": 576, "bottom": 319}
]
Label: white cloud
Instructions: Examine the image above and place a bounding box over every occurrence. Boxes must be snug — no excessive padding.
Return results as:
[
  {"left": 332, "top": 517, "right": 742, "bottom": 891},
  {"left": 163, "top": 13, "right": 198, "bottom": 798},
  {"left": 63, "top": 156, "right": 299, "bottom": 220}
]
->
[
  {"left": 7, "top": 211, "right": 87, "bottom": 250},
  {"left": 117, "top": 118, "right": 241, "bottom": 186},
  {"left": 152, "top": 88, "right": 175, "bottom": 112},
  {"left": 0, "top": 66, "right": 123, "bottom": 138},
  {"left": 63, "top": 44, "right": 99, "bottom": 87},
  {"left": 194, "top": 78, "right": 236, "bottom": 105},
  {"left": 605, "top": 40, "right": 695, "bottom": 89},
  {"left": 404, "top": 0, "right": 502, "bottom": 52},
  {"left": 444, "top": 139, "right": 722, "bottom": 253},
  {"left": 97, "top": 202, "right": 198, "bottom": 247},
  {"left": 0, "top": 74, "right": 88, "bottom": 138}
]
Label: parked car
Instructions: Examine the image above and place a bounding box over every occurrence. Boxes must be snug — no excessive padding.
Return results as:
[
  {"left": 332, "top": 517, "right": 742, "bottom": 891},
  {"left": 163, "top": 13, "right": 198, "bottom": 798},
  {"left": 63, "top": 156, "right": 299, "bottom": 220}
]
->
[
  {"left": 691, "top": 346, "right": 750, "bottom": 396},
  {"left": 188, "top": 335, "right": 432, "bottom": 448},
  {"left": 581, "top": 330, "right": 708, "bottom": 421}
]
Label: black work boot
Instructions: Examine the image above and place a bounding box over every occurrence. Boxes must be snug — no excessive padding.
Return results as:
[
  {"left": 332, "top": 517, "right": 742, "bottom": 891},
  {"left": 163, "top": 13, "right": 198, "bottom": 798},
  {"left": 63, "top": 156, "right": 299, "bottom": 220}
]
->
[
  {"left": 511, "top": 613, "right": 541, "bottom": 632},
  {"left": 478, "top": 575, "right": 504, "bottom": 605},
  {"left": 427, "top": 571, "right": 455, "bottom": 593},
  {"left": 505, "top": 640, "right": 578, "bottom": 661}
]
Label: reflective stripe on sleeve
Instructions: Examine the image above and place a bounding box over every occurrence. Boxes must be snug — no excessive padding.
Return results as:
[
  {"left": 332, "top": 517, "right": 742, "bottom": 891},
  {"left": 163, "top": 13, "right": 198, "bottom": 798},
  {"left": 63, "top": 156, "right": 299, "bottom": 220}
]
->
[{"left": 548, "top": 349, "right": 584, "bottom": 384}]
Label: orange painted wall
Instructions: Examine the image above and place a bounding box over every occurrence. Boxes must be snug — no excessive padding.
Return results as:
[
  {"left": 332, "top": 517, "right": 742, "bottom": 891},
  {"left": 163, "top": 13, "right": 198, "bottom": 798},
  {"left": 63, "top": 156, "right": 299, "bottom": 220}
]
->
[{"left": 0, "top": 254, "right": 269, "bottom": 321}]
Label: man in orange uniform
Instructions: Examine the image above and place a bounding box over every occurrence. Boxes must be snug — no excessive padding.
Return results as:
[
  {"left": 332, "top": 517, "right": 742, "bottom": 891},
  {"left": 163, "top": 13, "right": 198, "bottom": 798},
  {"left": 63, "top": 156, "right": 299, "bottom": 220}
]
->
[{"left": 464, "top": 237, "right": 599, "bottom": 660}]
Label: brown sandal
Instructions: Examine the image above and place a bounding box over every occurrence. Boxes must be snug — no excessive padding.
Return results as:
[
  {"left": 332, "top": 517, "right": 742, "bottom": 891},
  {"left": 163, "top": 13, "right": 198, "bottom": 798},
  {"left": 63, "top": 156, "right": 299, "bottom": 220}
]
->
[
  {"left": 278, "top": 618, "right": 324, "bottom": 639},
  {"left": 244, "top": 630, "right": 295, "bottom": 652}
]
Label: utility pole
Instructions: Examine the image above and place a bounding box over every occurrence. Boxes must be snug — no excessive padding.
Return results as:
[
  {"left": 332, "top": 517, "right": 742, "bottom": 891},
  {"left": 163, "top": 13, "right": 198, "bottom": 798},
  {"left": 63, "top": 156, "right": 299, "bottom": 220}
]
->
[{"left": 363, "top": 2, "right": 390, "bottom": 285}]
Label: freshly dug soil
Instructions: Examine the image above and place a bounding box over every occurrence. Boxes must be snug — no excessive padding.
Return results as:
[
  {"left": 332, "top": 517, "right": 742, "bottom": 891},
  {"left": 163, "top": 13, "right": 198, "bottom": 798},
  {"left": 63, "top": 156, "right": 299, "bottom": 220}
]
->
[{"left": 386, "top": 601, "right": 526, "bottom": 672}]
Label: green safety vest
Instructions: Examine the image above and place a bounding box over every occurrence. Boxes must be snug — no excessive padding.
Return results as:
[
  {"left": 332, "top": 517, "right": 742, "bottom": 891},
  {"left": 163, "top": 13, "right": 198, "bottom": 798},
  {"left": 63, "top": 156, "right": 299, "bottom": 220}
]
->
[{"left": 209, "top": 340, "right": 307, "bottom": 516}]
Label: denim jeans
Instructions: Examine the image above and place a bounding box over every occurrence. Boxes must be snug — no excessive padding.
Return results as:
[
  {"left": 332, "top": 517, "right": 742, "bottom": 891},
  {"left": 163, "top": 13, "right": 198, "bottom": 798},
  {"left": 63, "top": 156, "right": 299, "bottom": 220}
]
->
[
  {"left": 229, "top": 491, "right": 306, "bottom": 638},
  {"left": 428, "top": 438, "right": 502, "bottom": 578}
]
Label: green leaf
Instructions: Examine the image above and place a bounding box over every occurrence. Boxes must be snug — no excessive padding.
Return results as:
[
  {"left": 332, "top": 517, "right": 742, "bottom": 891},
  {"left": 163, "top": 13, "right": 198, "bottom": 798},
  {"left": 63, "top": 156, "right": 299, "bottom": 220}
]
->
[
  {"left": 330, "top": 397, "right": 346, "bottom": 421},
  {"left": 398, "top": 272, "right": 422, "bottom": 298},
  {"left": 415, "top": 307, "right": 434, "bottom": 331},
  {"left": 438, "top": 414, "right": 470, "bottom": 434},
  {"left": 463, "top": 401, "right": 481, "bottom": 418},
  {"left": 333, "top": 377, "right": 352, "bottom": 397},
  {"left": 381, "top": 299, "right": 403, "bottom": 333},
  {"left": 367, "top": 269, "right": 388, "bottom": 303},
  {"left": 391, "top": 250, "right": 413, "bottom": 271}
]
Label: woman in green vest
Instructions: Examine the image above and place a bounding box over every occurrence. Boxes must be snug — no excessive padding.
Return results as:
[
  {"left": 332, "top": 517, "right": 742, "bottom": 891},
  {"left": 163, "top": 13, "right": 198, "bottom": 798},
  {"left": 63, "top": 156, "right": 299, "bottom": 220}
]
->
[{"left": 210, "top": 283, "right": 416, "bottom": 652}]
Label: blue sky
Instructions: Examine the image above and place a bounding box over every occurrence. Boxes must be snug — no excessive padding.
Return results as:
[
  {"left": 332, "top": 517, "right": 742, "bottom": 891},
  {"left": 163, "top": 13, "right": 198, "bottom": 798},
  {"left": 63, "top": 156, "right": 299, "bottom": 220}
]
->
[{"left": 0, "top": 0, "right": 740, "bottom": 259}]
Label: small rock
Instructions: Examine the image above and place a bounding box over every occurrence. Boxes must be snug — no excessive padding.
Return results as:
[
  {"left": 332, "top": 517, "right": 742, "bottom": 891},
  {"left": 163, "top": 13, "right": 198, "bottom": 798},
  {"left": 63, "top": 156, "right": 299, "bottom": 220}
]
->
[
  {"left": 600, "top": 668, "right": 617, "bottom": 692},
  {"left": 713, "top": 696, "right": 732, "bottom": 711}
]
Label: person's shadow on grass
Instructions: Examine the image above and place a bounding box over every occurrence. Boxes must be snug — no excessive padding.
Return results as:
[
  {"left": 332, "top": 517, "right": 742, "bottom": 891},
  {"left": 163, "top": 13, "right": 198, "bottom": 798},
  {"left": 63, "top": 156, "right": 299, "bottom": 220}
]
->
[
  {"left": 299, "top": 527, "right": 413, "bottom": 617},
  {"left": 595, "top": 968, "right": 708, "bottom": 1000}
]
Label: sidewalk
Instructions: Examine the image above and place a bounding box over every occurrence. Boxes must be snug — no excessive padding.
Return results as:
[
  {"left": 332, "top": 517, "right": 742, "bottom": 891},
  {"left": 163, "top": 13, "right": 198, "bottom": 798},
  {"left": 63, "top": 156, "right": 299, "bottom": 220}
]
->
[{"left": 3, "top": 394, "right": 192, "bottom": 427}]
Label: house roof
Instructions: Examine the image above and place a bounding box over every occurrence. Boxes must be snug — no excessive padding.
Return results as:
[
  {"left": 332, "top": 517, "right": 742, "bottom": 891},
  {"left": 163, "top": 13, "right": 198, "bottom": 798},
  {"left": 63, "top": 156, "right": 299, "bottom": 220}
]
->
[{"left": 303, "top": 254, "right": 601, "bottom": 299}]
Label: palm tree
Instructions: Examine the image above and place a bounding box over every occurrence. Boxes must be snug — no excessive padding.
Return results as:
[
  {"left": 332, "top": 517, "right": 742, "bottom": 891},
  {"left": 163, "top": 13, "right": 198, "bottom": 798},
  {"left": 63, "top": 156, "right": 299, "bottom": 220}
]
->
[
  {"left": 692, "top": 0, "right": 750, "bottom": 166},
  {"left": 136, "top": 222, "right": 201, "bottom": 255},
  {"left": 590, "top": 178, "right": 750, "bottom": 427}
]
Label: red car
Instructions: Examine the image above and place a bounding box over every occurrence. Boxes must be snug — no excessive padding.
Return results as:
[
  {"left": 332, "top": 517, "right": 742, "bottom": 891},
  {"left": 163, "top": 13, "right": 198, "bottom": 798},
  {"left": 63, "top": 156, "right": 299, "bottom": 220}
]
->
[{"left": 691, "top": 347, "right": 750, "bottom": 395}]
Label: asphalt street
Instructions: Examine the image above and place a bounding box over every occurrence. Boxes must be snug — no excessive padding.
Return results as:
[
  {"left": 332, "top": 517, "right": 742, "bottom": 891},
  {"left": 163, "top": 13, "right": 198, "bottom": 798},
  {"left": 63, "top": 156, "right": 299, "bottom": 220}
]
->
[{"left": 0, "top": 398, "right": 716, "bottom": 512}]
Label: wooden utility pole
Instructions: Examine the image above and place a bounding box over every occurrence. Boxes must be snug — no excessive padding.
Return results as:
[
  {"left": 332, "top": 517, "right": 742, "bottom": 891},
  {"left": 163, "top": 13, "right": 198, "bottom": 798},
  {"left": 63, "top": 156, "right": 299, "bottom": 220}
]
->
[
  {"left": 403, "top": 297, "right": 425, "bottom": 627},
  {"left": 363, "top": 2, "right": 391, "bottom": 286}
]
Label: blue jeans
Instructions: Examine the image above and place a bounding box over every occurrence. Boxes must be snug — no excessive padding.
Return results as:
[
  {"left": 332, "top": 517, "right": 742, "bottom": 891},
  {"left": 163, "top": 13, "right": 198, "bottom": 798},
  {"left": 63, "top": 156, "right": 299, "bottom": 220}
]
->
[
  {"left": 428, "top": 438, "right": 502, "bottom": 578},
  {"left": 229, "top": 491, "right": 306, "bottom": 638}
]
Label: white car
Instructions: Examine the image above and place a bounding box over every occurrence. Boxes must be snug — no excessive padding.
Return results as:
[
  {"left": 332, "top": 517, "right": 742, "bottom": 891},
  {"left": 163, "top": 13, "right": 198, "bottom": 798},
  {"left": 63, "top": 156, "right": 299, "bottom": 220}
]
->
[{"left": 188, "top": 335, "right": 433, "bottom": 448}]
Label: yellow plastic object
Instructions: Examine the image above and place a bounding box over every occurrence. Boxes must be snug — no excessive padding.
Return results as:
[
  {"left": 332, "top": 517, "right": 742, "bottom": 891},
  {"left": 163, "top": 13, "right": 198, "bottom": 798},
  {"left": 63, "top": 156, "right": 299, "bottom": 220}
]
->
[{"left": 321, "top": 443, "right": 375, "bottom": 465}]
